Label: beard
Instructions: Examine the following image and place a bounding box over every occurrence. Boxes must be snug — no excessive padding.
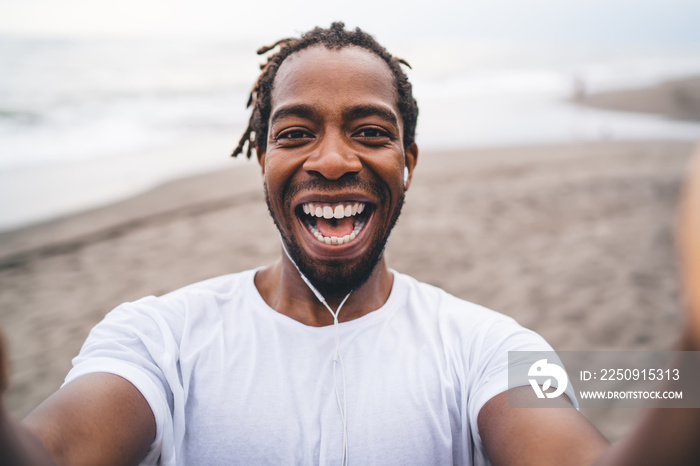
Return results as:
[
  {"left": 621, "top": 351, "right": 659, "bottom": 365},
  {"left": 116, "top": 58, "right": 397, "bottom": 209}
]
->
[{"left": 265, "top": 176, "right": 405, "bottom": 298}]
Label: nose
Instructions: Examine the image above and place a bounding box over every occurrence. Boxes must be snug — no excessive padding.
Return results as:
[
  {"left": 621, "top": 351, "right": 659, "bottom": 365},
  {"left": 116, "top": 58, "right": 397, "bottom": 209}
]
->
[{"left": 302, "top": 132, "right": 362, "bottom": 180}]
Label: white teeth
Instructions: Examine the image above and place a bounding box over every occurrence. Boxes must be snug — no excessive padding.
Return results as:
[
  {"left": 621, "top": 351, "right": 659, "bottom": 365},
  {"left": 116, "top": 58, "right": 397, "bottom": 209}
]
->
[
  {"left": 304, "top": 215, "right": 366, "bottom": 245},
  {"left": 301, "top": 201, "right": 369, "bottom": 245},
  {"left": 302, "top": 202, "right": 367, "bottom": 219}
]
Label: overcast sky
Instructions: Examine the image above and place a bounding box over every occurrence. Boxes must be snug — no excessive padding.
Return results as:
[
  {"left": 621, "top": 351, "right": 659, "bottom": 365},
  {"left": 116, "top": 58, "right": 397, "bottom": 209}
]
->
[{"left": 2, "top": 0, "right": 700, "bottom": 49}]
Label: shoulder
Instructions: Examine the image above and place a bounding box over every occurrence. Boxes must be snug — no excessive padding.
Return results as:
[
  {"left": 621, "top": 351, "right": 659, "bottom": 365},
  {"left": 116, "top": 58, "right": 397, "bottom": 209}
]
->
[
  {"left": 394, "top": 271, "right": 524, "bottom": 331},
  {"left": 122, "top": 269, "right": 256, "bottom": 314},
  {"left": 393, "top": 271, "right": 552, "bottom": 361},
  {"left": 159, "top": 269, "right": 257, "bottom": 304},
  {"left": 92, "top": 269, "right": 259, "bottom": 340}
]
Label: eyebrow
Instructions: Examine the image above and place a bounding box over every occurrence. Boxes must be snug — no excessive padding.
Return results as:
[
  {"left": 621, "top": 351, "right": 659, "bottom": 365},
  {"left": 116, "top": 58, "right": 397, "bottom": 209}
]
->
[
  {"left": 269, "top": 103, "right": 399, "bottom": 129},
  {"left": 269, "top": 104, "right": 317, "bottom": 128},
  {"left": 342, "top": 105, "right": 399, "bottom": 128}
]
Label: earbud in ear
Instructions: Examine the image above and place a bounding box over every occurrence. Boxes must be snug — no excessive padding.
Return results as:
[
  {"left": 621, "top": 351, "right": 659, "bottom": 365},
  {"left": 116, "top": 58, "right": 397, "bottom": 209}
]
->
[{"left": 403, "top": 167, "right": 409, "bottom": 186}]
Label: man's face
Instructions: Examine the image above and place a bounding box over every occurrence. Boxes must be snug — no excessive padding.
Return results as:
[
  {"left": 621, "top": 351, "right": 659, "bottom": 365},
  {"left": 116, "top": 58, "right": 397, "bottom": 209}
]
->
[{"left": 258, "top": 45, "right": 417, "bottom": 297}]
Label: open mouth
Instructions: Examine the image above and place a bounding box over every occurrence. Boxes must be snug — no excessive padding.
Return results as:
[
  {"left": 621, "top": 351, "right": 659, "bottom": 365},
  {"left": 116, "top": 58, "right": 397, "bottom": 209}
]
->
[{"left": 296, "top": 201, "right": 373, "bottom": 245}]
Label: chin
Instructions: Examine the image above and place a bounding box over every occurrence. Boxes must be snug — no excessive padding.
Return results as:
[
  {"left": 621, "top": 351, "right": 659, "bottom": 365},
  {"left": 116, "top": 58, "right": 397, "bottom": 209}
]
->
[
  {"left": 266, "top": 180, "right": 405, "bottom": 298},
  {"left": 291, "top": 240, "right": 387, "bottom": 298}
]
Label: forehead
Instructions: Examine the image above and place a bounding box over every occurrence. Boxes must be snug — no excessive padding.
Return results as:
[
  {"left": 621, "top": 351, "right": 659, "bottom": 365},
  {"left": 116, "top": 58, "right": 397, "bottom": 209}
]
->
[{"left": 270, "top": 45, "right": 398, "bottom": 114}]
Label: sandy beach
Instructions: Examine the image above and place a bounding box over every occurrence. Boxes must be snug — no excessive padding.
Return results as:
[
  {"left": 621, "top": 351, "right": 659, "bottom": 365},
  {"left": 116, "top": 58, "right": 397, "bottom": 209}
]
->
[{"left": 1, "top": 76, "right": 699, "bottom": 441}]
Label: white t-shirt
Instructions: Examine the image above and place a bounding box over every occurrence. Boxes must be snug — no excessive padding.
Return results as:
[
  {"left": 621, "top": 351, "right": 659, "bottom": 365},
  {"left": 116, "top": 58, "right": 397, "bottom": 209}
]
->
[{"left": 65, "top": 269, "right": 567, "bottom": 465}]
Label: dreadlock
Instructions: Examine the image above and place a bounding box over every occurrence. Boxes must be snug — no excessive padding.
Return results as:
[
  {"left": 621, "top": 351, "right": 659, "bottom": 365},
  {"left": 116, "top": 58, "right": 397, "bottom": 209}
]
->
[{"left": 231, "top": 22, "right": 419, "bottom": 159}]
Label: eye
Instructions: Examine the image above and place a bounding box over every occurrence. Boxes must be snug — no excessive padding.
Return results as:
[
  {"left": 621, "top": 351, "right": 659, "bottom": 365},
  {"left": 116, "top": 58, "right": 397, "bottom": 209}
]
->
[
  {"left": 353, "top": 126, "right": 392, "bottom": 143},
  {"left": 275, "top": 128, "right": 314, "bottom": 146},
  {"left": 278, "top": 129, "right": 312, "bottom": 139}
]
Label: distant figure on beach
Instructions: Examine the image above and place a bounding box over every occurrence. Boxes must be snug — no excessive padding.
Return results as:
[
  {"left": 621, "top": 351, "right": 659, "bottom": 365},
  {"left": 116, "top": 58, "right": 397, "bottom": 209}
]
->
[
  {"left": 2, "top": 22, "right": 700, "bottom": 466},
  {"left": 572, "top": 74, "right": 587, "bottom": 102}
]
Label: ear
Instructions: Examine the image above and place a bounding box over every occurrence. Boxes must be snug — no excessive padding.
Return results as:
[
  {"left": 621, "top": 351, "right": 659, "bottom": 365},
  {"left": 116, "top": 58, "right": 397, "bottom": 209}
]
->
[
  {"left": 403, "top": 142, "right": 419, "bottom": 191},
  {"left": 256, "top": 146, "right": 266, "bottom": 175}
]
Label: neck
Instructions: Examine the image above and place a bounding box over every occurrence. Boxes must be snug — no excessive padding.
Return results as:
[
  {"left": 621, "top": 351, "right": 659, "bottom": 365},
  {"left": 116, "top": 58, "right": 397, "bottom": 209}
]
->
[{"left": 254, "top": 254, "right": 394, "bottom": 327}]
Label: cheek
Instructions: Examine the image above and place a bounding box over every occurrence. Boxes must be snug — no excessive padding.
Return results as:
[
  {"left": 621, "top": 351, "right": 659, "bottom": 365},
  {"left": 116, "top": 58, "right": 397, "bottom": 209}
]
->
[
  {"left": 263, "top": 152, "right": 305, "bottom": 212},
  {"left": 365, "top": 157, "right": 404, "bottom": 192},
  {"left": 266, "top": 146, "right": 307, "bottom": 170},
  {"left": 264, "top": 153, "right": 295, "bottom": 190}
]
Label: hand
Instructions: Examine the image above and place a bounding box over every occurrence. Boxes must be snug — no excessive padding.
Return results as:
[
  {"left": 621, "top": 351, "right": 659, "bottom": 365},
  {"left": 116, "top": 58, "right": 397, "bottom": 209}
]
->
[{"left": 679, "top": 144, "right": 700, "bottom": 349}]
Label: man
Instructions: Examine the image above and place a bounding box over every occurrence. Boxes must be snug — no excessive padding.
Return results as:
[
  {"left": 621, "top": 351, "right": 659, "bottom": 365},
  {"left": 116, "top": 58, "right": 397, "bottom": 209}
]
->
[{"left": 1, "top": 22, "right": 700, "bottom": 466}]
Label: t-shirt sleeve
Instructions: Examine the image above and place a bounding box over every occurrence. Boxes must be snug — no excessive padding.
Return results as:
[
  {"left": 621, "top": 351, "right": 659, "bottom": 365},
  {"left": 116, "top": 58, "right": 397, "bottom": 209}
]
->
[
  {"left": 63, "top": 297, "right": 182, "bottom": 466},
  {"left": 464, "top": 311, "right": 578, "bottom": 455}
]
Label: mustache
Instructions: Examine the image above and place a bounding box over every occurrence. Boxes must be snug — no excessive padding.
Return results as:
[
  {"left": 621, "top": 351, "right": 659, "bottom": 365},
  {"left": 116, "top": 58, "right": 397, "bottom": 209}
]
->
[{"left": 283, "top": 174, "right": 386, "bottom": 202}]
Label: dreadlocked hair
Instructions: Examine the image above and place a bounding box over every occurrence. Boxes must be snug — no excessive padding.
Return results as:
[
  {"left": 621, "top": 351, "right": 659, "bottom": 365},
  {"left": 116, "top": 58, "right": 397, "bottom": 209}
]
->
[{"left": 231, "top": 22, "right": 419, "bottom": 159}]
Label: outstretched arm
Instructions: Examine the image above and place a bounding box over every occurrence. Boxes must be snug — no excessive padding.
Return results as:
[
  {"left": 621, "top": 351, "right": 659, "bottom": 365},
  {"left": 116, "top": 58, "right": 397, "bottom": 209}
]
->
[
  {"left": 0, "top": 331, "right": 55, "bottom": 466},
  {"left": 589, "top": 142, "right": 700, "bottom": 466},
  {"left": 0, "top": 332, "right": 156, "bottom": 466},
  {"left": 479, "top": 388, "right": 609, "bottom": 466},
  {"left": 479, "top": 144, "right": 700, "bottom": 466}
]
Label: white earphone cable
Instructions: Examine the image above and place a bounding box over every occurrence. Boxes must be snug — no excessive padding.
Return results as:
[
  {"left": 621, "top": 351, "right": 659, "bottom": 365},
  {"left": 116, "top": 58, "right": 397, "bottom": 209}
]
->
[{"left": 279, "top": 236, "right": 352, "bottom": 466}]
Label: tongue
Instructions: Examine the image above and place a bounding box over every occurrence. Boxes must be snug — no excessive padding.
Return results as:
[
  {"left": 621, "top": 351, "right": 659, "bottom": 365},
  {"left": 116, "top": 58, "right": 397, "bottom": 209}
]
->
[{"left": 316, "top": 216, "right": 355, "bottom": 238}]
